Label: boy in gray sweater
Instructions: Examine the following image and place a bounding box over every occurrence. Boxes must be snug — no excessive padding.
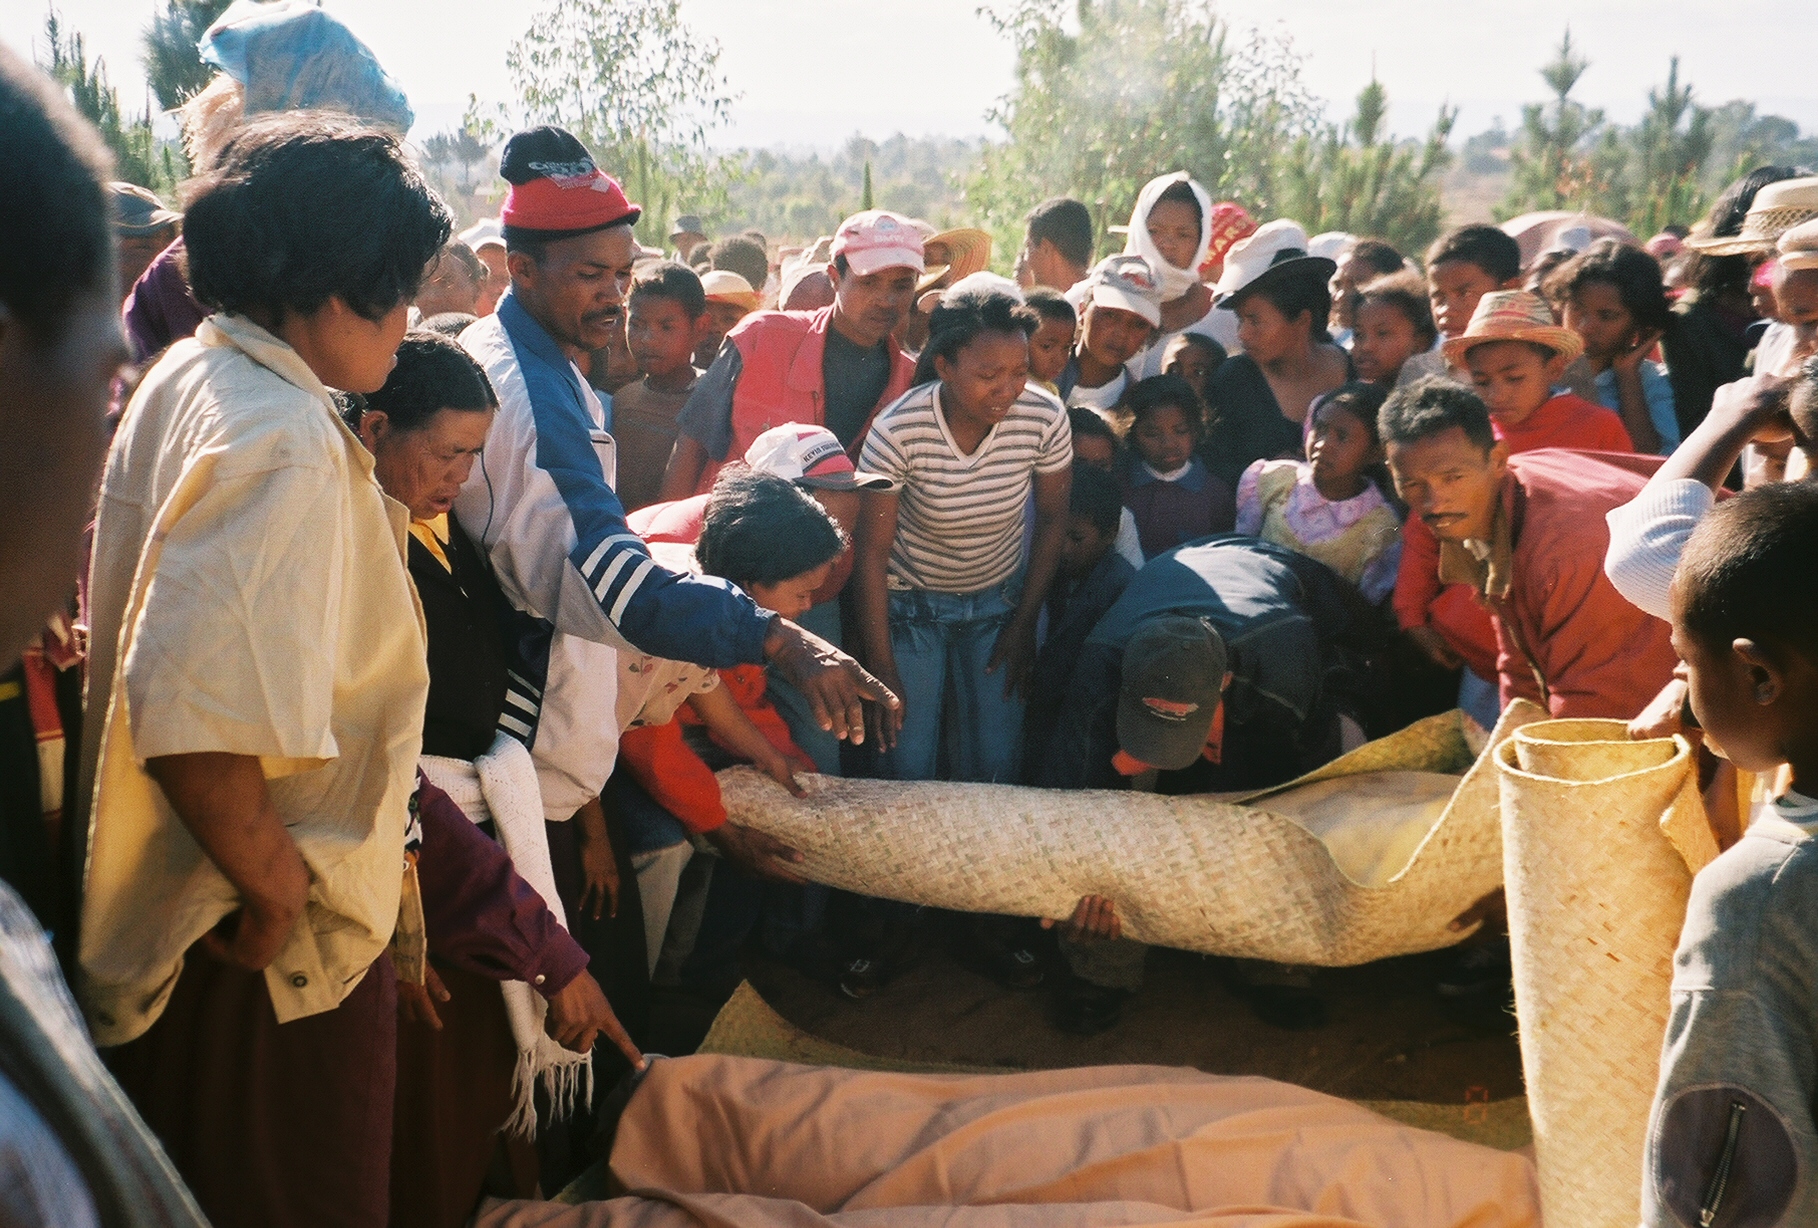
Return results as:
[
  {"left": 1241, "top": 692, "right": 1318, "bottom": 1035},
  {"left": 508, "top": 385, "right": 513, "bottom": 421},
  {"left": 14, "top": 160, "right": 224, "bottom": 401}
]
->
[{"left": 1645, "top": 481, "right": 1818, "bottom": 1226}]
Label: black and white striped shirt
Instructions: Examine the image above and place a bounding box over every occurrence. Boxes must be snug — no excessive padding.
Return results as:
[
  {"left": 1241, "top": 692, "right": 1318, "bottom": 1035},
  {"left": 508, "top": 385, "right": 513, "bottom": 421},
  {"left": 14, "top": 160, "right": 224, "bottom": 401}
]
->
[{"left": 860, "top": 381, "right": 1072, "bottom": 593}]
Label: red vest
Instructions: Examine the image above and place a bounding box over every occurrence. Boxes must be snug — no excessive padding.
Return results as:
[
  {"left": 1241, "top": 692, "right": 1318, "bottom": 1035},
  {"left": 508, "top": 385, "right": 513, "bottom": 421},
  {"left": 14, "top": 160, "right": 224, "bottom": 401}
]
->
[{"left": 696, "top": 305, "right": 916, "bottom": 494}]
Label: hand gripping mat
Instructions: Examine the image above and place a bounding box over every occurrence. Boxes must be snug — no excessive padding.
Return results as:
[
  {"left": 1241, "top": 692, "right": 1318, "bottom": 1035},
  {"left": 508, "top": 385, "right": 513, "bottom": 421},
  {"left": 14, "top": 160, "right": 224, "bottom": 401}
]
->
[{"left": 718, "top": 704, "right": 1548, "bottom": 967}]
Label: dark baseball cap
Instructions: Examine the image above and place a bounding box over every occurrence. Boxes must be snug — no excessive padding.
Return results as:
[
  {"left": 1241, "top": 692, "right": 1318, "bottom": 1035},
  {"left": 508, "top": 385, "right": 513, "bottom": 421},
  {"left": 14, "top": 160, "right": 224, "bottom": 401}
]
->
[
  {"left": 1116, "top": 615, "right": 1227, "bottom": 771},
  {"left": 110, "top": 182, "right": 180, "bottom": 236}
]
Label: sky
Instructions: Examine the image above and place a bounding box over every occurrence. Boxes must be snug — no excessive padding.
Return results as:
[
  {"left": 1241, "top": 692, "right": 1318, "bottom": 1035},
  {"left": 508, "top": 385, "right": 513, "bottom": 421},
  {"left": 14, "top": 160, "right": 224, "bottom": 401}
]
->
[{"left": 4, "top": 0, "right": 1815, "bottom": 149}]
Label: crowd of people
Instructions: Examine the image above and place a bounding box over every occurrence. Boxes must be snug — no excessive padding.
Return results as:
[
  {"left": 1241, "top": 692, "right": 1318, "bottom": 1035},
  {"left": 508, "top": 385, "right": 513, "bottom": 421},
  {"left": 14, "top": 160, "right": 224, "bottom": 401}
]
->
[{"left": 4, "top": 2, "right": 1818, "bottom": 1224}]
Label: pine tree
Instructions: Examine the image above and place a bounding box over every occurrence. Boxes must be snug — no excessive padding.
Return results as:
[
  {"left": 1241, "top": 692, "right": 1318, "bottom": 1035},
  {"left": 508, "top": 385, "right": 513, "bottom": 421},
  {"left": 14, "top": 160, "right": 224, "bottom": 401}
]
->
[
  {"left": 41, "top": 10, "right": 175, "bottom": 192},
  {"left": 861, "top": 160, "right": 874, "bottom": 211},
  {"left": 1500, "top": 29, "right": 1608, "bottom": 216},
  {"left": 142, "top": 0, "right": 234, "bottom": 111}
]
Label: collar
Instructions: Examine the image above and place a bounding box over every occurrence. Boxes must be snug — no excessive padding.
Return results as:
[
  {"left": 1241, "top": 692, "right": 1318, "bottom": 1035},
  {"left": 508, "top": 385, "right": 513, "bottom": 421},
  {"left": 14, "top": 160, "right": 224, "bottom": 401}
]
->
[
  {"left": 198, "top": 313, "right": 376, "bottom": 481},
  {"left": 1130, "top": 457, "right": 1205, "bottom": 489},
  {"left": 496, "top": 290, "right": 590, "bottom": 405},
  {"left": 1436, "top": 474, "right": 1517, "bottom": 600}
]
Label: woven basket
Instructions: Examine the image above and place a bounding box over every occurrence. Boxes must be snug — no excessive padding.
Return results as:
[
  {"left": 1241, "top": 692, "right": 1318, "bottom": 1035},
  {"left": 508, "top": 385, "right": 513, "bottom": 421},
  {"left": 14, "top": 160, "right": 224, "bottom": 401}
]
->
[
  {"left": 718, "top": 703, "right": 1547, "bottom": 967},
  {"left": 1495, "top": 719, "right": 1711, "bottom": 1228}
]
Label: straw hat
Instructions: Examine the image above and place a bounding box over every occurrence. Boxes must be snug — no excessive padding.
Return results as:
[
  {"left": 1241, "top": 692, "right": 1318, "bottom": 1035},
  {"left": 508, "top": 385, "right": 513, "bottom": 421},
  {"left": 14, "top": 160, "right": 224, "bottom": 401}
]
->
[
  {"left": 1685, "top": 175, "right": 1818, "bottom": 256},
  {"left": 1212, "top": 220, "right": 1336, "bottom": 307},
  {"left": 916, "top": 227, "right": 992, "bottom": 294},
  {"left": 1442, "top": 290, "right": 1584, "bottom": 368},
  {"left": 1778, "top": 217, "right": 1818, "bottom": 272}
]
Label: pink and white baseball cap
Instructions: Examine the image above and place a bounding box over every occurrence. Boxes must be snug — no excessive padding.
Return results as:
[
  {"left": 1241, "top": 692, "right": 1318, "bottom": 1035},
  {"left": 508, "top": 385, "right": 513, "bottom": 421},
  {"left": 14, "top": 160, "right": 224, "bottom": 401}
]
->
[
  {"left": 829, "top": 210, "right": 925, "bottom": 278},
  {"left": 743, "top": 423, "right": 897, "bottom": 492}
]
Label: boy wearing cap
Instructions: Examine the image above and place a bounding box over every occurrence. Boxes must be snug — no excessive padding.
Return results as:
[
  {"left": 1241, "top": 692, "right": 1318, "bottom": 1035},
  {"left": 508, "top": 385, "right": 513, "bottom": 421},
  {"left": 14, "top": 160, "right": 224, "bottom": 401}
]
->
[
  {"left": 695, "top": 269, "right": 759, "bottom": 368},
  {"left": 455, "top": 128, "right": 892, "bottom": 925},
  {"left": 1056, "top": 254, "right": 1164, "bottom": 411},
  {"left": 1031, "top": 535, "right": 1361, "bottom": 1031},
  {"left": 1382, "top": 377, "right": 1675, "bottom": 720},
  {"left": 459, "top": 218, "right": 508, "bottom": 315},
  {"left": 658, "top": 209, "right": 922, "bottom": 501}
]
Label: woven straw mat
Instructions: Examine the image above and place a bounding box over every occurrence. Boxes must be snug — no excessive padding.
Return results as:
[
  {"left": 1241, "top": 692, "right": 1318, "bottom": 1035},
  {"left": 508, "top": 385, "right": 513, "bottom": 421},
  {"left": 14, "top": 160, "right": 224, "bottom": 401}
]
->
[
  {"left": 1496, "top": 719, "right": 1716, "bottom": 1228},
  {"left": 718, "top": 703, "right": 1549, "bottom": 967}
]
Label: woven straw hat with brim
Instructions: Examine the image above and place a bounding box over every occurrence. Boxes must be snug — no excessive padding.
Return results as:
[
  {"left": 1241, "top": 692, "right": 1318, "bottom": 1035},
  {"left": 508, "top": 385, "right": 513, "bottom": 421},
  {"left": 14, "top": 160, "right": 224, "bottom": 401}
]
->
[
  {"left": 700, "top": 269, "right": 760, "bottom": 311},
  {"left": 1778, "top": 217, "right": 1818, "bottom": 272},
  {"left": 916, "top": 228, "right": 992, "bottom": 295},
  {"left": 1685, "top": 175, "right": 1818, "bottom": 256},
  {"left": 1442, "top": 290, "right": 1585, "bottom": 368}
]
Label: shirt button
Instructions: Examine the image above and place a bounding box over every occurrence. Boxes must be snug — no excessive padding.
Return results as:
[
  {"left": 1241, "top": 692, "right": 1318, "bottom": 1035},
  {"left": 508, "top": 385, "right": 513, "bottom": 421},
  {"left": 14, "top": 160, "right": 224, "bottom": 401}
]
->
[
  {"left": 290, "top": 973, "right": 309, "bottom": 989},
  {"left": 533, "top": 974, "right": 546, "bottom": 986}
]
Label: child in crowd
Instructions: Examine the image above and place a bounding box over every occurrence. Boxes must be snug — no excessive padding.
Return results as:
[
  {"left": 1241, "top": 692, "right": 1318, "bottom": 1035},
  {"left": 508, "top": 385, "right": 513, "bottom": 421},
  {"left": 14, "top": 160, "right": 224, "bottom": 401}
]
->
[
  {"left": 1444, "top": 289, "right": 1634, "bottom": 452},
  {"left": 1351, "top": 272, "right": 1436, "bottom": 386},
  {"left": 1162, "top": 331, "right": 1226, "bottom": 408},
  {"left": 1642, "top": 482, "right": 1818, "bottom": 1227},
  {"left": 1025, "top": 287, "right": 1077, "bottom": 395},
  {"left": 612, "top": 472, "right": 842, "bottom": 976},
  {"left": 1057, "top": 254, "right": 1163, "bottom": 410},
  {"left": 1024, "top": 464, "right": 1137, "bottom": 768},
  {"left": 614, "top": 262, "right": 706, "bottom": 509},
  {"left": 1398, "top": 224, "right": 1523, "bottom": 387},
  {"left": 1548, "top": 238, "right": 1679, "bottom": 454},
  {"left": 1067, "top": 407, "right": 1145, "bottom": 567},
  {"left": 1236, "top": 382, "right": 1401, "bottom": 604},
  {"left": 1120, "top": 373, "right": 1236, "bottom": 558},
  {"left": 693, "top": 269, "right": 758, "bottom": 368}
]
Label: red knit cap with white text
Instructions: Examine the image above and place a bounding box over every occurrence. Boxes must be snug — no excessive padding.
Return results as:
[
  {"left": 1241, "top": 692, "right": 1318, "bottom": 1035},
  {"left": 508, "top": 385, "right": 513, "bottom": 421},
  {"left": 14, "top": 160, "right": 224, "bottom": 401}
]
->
[{"left": 498, "top": 125, "right": 641, "bottom": 234}]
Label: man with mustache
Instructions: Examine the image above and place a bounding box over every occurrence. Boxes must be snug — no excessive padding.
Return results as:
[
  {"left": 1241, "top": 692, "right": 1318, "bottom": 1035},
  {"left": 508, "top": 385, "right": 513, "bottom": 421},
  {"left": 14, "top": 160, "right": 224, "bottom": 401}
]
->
[
  {"left": 456, "top": 127, "right": 894, "bottom": 947},
  {"left": 1382, "top": 377, "right": 1677, "bottom": 720}
]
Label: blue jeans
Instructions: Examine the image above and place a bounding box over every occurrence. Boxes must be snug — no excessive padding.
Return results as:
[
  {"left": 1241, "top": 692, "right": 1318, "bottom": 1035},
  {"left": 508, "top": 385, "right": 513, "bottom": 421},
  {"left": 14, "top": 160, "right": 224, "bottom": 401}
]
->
[
  {"left": 880, "top": 583, "right": 1024, "bottom": 783},
  {"left": 765, "top": 598, "right": 844, "bottom": 775},
  {"left": 1459, "top": 668, "right": 1503, "bottom": 731}
]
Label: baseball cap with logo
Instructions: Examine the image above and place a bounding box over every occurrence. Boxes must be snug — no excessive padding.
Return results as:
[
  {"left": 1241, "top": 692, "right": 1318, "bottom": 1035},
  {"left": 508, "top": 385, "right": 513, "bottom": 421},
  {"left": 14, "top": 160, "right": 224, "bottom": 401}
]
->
[
  {"left": 1116, "top": 616, "right": 1228, "bottom": 771},
  {"left": 829, "top": 210, "right": 925, "bottom": 278},
  {"left": 1082, "top": 253, "right": 1165, "bottom": 328},
  {"left": 743, "top": 423, "right": 897, "bottom": 492}
]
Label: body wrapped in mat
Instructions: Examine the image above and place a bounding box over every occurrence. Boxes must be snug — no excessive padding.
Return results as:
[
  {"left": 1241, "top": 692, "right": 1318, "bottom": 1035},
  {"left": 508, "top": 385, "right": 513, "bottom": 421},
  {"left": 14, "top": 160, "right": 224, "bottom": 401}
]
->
[{"left": 718, "top": 706, "right": 1547, "bottom": 966}]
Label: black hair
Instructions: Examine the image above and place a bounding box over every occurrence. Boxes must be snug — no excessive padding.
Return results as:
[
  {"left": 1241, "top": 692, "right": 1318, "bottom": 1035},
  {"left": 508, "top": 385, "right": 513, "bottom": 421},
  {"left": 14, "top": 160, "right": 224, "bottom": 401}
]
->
[
  {"left": 1069, "top": 461, "right": 1124, "bottom": 535},
  {"left": 354, "top": 331, "right": 497, "bottom": 432},
  {"left": 1024, "top": 286, "right": 1077, "bottom": 327},
  {"left": 1125, "top": 373, "right": 1205, "bottom": 441},
  {"left": 1356, "top": 270, "right": 1438, "bottom": 348},
  {"left": 1790, "top": 354, "right": 1818, "bottom": 447},
  {"left": 1153, "top": 179, "right": 1204, "bottom": 228},
  {"left": 1025, "top": 197, "right": 1094, "bottom": 269},
  {"left": 1348, "top": 238, "right": 1405, "bottom": 279},
  {"left": 696, "top": 469, "right": 845, "bottom": 590},
  {"left": 185, "top": 112, "right": 451, "bottom": 324},
  {"left": 1378, "top": 376, "right": 1496, "bottom": 454},
  {"left": 0, "top": 46, "right": 115, "bottom": 338},
  {"left": 1068, "top": 405, "right": 1121, "bottom": 451},
  {"left": 1314, "top": 381, "right": 1388, "bottom": 446},
  {"left": 1678, "top": 480, "right": 1818, "bottom": 661},
  {"left": 912, "top": 288, "right": 1039, "bottom": 385},
  {"left": 1166, "top": 331, "right": 1227, "bottom": 370},
  {"left": 419, "top": 311, "right": 477, "bottom": 340},
  {"left": 1544, "top": 238, "right": 1673, "bottom": 333},
  {"left": 1683, "top": 165, "right": 1804, "bottom": 301},
  {"left": 1426, "top": 224, "right": 1522, "bottom": 285},
  {"left": 741, "top": 228, "right": 767, "bottom": 247},
  {"left": 831, "top": 253, "right": 850, "bottom": 278},
  {"left": 629, "top": 260, "right": 706, "bottom": 318},
  {"left": 708, "top": 235, "right": 769, "bottom": 293},
  {"left": 1235, "top": 264, "right": 1333, "bottom": 338}
]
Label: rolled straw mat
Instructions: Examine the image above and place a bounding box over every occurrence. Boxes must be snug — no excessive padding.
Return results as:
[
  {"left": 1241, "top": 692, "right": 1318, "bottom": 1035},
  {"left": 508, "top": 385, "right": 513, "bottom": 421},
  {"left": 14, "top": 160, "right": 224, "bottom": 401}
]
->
[
  {"left": 720, "top": 704, "right": 1548, "bottom": 966},
  {"left": 1495, "top": 719, "right": 1719, "bottom": 1228}
]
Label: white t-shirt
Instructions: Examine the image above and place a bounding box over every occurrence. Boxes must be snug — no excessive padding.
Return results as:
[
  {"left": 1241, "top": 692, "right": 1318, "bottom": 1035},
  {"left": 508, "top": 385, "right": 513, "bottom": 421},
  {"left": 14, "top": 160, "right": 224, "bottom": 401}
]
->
[
  {"left": 1066, "top": 369, "right": 1128, "bottom": 412},
  {"left": 862, "top": 382, "right": 1073, "bottom": 593}
]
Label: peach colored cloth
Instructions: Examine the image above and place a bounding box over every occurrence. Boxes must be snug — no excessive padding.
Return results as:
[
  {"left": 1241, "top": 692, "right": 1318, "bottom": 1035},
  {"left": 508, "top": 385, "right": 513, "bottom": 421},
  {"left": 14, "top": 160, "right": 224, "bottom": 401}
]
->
[{"left": 477, "top": 1056, "right": 1539, "bottom": 1227}]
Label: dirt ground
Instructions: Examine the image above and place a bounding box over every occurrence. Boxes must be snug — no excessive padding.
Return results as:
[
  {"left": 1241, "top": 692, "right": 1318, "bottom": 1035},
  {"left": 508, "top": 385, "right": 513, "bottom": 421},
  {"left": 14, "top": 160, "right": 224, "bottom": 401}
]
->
[{"left": 652, "top": 933, "right": 1525, "bottom": 1112}]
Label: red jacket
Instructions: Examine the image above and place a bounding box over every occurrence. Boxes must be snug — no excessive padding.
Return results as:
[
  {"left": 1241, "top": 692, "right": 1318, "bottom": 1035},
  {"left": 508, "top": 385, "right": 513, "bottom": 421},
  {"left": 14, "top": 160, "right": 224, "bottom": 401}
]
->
[
  {"left": 1393, "top": 392, "right": 1636, "bottom": 678},
  {"left": 693, "top": 306, "right": 916, "bottom": 495},
  {"left": 1471, "top": 449, "right": 1676, "bottom": 719},
  {"left": 615, "top": 664, "right": 815, "bottom": 834}
]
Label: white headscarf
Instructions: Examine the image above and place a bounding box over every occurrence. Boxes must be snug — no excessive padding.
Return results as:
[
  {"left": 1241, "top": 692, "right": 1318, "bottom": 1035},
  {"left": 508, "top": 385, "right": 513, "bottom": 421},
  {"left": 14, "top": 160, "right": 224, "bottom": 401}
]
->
[{"left": 1123, "top": 171, "right": 1215, "bottom": 303}]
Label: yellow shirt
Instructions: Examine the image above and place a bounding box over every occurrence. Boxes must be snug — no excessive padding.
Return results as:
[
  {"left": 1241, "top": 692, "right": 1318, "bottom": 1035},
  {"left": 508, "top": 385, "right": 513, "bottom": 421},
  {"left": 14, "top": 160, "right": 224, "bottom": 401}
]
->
[{"left": 77, "top": 314, "right": 429, "bottom": 1045}]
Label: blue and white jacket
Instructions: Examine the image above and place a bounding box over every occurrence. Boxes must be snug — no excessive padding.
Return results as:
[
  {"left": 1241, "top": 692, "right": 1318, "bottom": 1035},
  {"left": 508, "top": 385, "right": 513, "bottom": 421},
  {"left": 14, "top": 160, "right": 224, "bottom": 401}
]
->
[{"left": 456, "top": 291, "right": 772, "bottom": 822}]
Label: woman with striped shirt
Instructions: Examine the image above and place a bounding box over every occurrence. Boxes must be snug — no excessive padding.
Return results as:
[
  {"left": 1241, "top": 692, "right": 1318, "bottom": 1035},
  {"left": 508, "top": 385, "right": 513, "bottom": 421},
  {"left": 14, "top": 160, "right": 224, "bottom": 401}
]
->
[{"left": 855, "top": 288, "right": 1073, "bottom": 783}]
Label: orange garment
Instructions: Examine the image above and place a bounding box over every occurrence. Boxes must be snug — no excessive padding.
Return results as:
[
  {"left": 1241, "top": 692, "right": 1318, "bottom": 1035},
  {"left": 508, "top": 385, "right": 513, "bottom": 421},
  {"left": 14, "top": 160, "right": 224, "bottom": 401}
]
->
[
  {"left": 474, "top": 1055, "right": 1540, "bottom": 1227},
  {"left": 615, "top": 664, "right": 814, "bottom": 834},
  {"left": 1392, "top": 391, "right": 1634, "bottom": 676}
]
